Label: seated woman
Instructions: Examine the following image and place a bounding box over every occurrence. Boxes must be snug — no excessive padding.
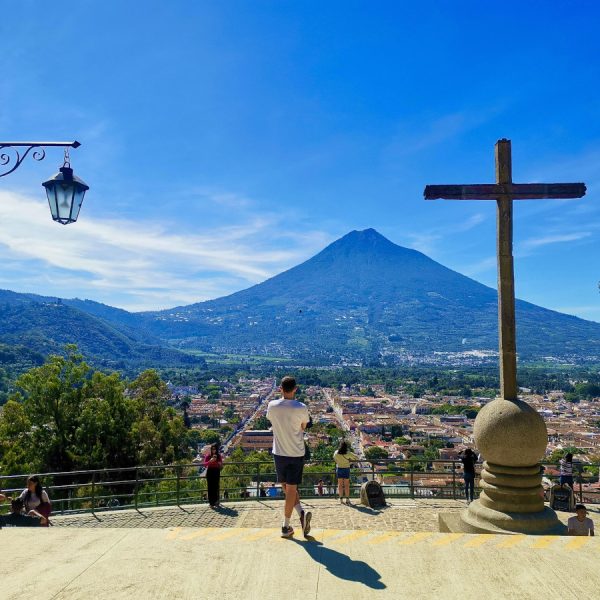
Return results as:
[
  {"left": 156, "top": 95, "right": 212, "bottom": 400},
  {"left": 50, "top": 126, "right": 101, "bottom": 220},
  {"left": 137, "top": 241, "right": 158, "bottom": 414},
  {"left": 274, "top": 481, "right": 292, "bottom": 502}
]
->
[{"left": 19, "top": 475, "right": 51, "bottom": 525}]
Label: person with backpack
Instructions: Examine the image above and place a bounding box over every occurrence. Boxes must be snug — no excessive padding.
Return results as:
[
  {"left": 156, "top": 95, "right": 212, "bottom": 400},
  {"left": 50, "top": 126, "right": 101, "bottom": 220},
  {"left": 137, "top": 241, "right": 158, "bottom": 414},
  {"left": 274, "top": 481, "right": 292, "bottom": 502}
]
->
[
  {"left": 334, "top": 441, "right": 359, "bottom": 505},
  {"left": 460, "top": 449, "right": 478, "bottom": 504},
  {"left": 203, "top": 443, "right": 223, "bottom": 508},
  {"left": 19, "top": 475, "right": 51, "bottom": 525}
]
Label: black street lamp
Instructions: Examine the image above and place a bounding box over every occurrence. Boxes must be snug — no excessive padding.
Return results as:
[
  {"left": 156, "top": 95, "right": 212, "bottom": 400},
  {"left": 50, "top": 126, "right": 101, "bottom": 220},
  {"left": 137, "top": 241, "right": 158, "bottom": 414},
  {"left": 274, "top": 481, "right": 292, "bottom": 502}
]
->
[
  {"left": 0, "top": 140, "right": 89, "bottom": 224},
  {"left": 42, "top": 149, "right": 89, "bottom": 225}
]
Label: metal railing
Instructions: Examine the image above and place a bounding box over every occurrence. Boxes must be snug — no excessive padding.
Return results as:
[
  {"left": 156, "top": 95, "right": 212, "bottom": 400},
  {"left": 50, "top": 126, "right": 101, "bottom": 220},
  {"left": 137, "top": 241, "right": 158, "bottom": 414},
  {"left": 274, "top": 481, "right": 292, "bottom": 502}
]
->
[{"left": 1, "top": 459, "right": 597, "bottom": 516}]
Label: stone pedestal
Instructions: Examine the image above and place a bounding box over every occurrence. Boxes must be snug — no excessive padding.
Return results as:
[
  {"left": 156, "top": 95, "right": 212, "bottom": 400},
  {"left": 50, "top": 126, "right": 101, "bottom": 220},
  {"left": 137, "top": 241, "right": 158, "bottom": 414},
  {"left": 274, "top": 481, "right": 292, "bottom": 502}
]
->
[{"left": 439, "top": 397, "right": 565, "bottom": 535}]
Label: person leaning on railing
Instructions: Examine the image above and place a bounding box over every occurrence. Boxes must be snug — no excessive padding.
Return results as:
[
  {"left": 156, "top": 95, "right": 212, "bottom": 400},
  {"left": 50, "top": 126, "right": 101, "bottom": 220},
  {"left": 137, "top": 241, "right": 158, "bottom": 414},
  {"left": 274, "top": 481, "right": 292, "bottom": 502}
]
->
[
  {"left": 334, "top": 441, "right": 359, "bottom": 505},
  {"left": 459, "top": 449, "right": 478, "bottom": 504},
  {"left": 203, "top": 443, "right": 223, "bottom": 509}
]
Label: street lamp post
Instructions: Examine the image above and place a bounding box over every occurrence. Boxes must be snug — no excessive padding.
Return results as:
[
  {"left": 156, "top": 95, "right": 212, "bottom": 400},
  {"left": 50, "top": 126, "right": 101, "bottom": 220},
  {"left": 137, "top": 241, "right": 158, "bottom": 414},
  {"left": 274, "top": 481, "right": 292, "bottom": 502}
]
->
[{"left": 0, "top": 140, "right": 89, "bottom": 224}]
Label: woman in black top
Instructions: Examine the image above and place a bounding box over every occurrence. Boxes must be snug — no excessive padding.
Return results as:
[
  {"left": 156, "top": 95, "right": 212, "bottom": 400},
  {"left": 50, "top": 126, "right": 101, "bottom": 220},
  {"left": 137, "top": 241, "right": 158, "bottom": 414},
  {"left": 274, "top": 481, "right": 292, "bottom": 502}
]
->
[{"left": 461, "top": 449, "right": 477, "bottom": 503}]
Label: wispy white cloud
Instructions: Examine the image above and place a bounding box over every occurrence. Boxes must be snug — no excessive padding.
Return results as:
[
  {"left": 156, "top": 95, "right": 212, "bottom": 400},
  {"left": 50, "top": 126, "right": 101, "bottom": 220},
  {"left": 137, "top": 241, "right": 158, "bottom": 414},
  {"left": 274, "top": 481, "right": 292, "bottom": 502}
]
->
[
  {"left": 385, "top": 105, "right": 507, "bottom": 158},
  {"left": 0, "top": 190, "right": 332, "bottom": 311},
  {"left": 520, "top": 231, "right": 592, "bottom": 251}
]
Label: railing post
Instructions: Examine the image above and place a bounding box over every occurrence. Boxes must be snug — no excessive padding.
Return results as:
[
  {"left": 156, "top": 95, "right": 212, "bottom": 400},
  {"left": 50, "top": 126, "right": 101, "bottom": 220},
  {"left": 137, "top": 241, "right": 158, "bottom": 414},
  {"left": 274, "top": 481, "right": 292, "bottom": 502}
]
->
[
  {"left": 452, "top": 461, "right": 457, "bottom": 500},
  {"left": 155, "top": 468, "right": 159, "bottom": 506},
  {"left": 255, "top": 462, "right": 260, "bottom": 500},
  {"left": 91, "top": 472, "right": 96, "bottom": 515},
  {"left": 579, "top": 467, "right": 583, "bottom": 504},
  {"left": 176, "top": 467, "right": 181, "bottom": 507},
  {"left": 410, "top": 463, "right": 414, "bottom": 499},
  {"left": 134, "top": 468, "right": 139, "bottom": 510}
]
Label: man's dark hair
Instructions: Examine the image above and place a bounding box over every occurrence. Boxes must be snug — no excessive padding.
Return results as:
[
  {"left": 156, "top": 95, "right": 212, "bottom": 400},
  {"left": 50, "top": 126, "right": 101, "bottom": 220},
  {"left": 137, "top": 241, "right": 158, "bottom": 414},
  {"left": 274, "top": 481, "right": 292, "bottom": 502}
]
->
[
  {"left": 11, "top": 498, "right": 24, "bottom": 513},
  {"left": 280, "top": 376, "right": 296, "bottom": 393},
  {"left": 575, "top": 504, "right": 586, "bottom": 511}
]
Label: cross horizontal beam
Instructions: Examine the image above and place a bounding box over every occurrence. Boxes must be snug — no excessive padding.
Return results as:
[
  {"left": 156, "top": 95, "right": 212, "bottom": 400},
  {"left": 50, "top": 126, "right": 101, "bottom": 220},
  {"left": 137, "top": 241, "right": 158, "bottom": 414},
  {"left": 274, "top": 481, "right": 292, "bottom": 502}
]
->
[{"left": 424, "top": 182, "right": 586, "bottom": 201}]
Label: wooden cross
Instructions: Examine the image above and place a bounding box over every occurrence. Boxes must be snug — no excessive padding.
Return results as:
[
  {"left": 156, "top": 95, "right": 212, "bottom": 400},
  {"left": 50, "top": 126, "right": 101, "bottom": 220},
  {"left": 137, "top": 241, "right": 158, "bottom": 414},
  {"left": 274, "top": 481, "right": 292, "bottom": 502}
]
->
[{"left": 424, "top": 139, "right": 586, "bottom": 401}]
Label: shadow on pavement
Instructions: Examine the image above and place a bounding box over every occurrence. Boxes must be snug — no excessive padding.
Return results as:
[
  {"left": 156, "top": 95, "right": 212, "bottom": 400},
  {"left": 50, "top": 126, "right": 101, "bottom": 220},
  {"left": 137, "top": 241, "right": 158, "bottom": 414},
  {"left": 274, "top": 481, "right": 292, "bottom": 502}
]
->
[
  {"left": 213, "top": 506, "right": 238, "bottom": 516},
  {"left": 346, "top": 503, "right": 382, "bottom": 515},
  {"left": 293, "top": 537, "right": 386, "bottom": 590}
]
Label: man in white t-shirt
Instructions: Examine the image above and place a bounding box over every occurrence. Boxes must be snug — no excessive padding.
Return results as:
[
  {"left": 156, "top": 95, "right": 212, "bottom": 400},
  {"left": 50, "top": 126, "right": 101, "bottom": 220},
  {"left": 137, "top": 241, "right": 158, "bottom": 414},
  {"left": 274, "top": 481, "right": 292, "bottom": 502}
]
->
[
  {"left": 568, "top": 504, "right": 595, "bottom": 536},
  {"left": 266, "top": 376, "right": 312, "bottom": 538}
]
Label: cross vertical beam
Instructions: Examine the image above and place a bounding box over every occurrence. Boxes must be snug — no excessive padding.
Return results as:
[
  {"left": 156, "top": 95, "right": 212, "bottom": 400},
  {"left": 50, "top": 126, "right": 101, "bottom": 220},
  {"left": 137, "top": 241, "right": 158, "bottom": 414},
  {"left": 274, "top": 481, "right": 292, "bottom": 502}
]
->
[
  {"left": 424, "top": 139, "right": 585, "bottom": 403},
  {"left": 495, "top": 139, "right": 517, "bottom": 401}
]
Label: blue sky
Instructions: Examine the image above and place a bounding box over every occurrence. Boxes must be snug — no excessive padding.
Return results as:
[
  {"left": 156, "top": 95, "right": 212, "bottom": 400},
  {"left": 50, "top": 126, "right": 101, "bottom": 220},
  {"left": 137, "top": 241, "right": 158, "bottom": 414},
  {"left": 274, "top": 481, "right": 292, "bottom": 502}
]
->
[{"left": 1, "top": 1, "right": 599, "bottom": 320}]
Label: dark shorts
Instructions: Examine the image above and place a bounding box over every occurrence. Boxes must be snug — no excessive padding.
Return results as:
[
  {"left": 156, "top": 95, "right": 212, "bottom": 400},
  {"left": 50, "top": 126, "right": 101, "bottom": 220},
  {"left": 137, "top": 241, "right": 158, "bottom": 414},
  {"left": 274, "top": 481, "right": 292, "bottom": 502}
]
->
[
  {"left": 560, "top": 475, "right": 574, "bottom": 487},
  {"left": 336, "top": 467, "right": 350, "bottom": 479},
  {"left": 273, "top": 454, "right": 304, "bottom": 485}
]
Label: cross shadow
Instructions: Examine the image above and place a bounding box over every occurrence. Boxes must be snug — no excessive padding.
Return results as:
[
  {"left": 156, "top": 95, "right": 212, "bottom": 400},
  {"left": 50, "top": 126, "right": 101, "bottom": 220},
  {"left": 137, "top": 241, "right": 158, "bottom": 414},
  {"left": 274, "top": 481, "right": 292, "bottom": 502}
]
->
[{"left": 292, "top": 537, "right": 386, "bottom": 590}]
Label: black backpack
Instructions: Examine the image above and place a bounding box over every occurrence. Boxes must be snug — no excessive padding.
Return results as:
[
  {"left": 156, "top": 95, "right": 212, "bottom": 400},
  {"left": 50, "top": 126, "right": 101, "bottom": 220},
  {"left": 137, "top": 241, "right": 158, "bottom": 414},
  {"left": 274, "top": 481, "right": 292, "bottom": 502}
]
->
[{"left": 360, "top": 480, "right": 386, "bottom": 508}]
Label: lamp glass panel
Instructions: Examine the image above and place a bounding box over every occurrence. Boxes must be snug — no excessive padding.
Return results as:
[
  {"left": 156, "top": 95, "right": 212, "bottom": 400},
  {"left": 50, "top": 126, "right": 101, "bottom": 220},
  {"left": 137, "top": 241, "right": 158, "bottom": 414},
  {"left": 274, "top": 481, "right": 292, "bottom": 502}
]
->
[
  {"left": 46, "top": 188, "right": 59, "bottom": 220},
  {"left": 70, "top": 187, "right": 86, "bottom": 222},
  {"left": 55, "top": 182, "right": 75, "bottom": 222}
]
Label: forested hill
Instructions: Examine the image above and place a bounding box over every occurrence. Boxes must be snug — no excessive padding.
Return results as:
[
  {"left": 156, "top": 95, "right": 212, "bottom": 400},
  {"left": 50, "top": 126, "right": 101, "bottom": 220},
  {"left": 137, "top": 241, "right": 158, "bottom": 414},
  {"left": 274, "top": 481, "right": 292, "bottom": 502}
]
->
[{"left": 0, "top": 291, "right": 204, "bottom": 371}]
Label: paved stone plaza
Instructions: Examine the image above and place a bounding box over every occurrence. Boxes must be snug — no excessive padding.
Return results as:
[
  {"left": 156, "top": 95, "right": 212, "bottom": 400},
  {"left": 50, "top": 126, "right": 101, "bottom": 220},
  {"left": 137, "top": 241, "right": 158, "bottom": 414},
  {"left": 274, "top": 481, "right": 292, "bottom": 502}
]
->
[
  {"left": 50, "top": 498, "right": 600, "bottom": 533},
  {"left": 3, "top": 522, "right": 600, "bottom": 600}
]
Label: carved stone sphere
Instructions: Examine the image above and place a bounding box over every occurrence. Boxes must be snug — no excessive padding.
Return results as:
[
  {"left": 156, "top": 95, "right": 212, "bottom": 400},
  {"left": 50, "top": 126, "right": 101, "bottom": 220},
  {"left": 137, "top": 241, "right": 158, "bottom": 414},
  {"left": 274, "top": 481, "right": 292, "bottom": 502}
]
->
[{"left": 474, "top": 398, "right": 548, "bottom": 467}]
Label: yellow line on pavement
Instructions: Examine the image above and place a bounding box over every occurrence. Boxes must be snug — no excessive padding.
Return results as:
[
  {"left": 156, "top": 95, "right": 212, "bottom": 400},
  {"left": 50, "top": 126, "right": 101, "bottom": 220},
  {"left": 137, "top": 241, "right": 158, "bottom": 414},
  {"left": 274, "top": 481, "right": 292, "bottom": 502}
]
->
[
  {"left": 564, "top": 537, "right": 590, "bottom": 551},
  {"left": 320, "top": 529, "right": 343, "bottom": 540},
  {"left": 243, "top": 529, "right": 277, "bottom": 542},
  {"left": 463, "top": 534, "right": 490, "bottom": 548},
  {"left": 432, "top": 533, "right": 464, "bottom": 546},
  {"left": 166, "top": 527, "right": 182, "bottom": 540},
  {"left": 180, "top": 528, "right": 217, "bottom": 541},
  {"left": 368, "top": 532, "right": 401, "bottom": 544},
  {"left": 496, "top": 535, "right": 525, "bottom": 549},
  {"left": 209, "top": 528, "right": 246, "bottom": 542},
  {"left": 328, "top": 530, "right": 370, "bottom": 545},
  {"left": 530, "top": 536, "right": 556, "bottom": 549},
  {"left": 398, "top": 532, "right": 433, "bottom": 545}
]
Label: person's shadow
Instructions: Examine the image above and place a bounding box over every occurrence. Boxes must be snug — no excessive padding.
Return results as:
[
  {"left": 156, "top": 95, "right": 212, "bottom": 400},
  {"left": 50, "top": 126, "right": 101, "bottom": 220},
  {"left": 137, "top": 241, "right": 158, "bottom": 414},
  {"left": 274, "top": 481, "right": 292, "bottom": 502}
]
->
[{"left": 293, "top": 537, "right": 386, "bottom": 590}]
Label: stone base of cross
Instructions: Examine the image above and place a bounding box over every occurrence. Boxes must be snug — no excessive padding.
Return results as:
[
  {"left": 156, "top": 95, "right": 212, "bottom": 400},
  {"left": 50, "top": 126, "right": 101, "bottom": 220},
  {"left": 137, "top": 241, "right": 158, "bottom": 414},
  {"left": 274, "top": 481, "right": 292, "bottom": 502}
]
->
[{"left": 425, "top": 139, "right": 585, "bottom": 535}]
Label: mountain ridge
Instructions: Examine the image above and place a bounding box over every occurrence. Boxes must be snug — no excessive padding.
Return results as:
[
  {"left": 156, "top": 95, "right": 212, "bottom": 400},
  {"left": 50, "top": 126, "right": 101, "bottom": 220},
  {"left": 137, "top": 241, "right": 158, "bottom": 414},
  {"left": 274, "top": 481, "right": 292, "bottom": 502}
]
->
[{"left": 0, "top": 229, "right": 598, "bottom": 366}]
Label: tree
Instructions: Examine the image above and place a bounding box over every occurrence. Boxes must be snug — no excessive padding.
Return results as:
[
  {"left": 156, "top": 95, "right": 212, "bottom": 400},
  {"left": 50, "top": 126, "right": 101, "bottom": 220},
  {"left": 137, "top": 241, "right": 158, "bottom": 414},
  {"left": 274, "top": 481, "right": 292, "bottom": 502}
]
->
[
  {"left": 394, "top": 436, "right": 411, "bottom": 446},
  {"left": 198, "top": 430, "right": 220, "bottom": 445},
  {"left": 365, "top": 446, "right": 389, "bottom": 460},
  {"left": 0, "top": 348, "right": 193, "bottom": 475},
  {"left": 251, "top": 416, "right": 270, "bottom": 430}
]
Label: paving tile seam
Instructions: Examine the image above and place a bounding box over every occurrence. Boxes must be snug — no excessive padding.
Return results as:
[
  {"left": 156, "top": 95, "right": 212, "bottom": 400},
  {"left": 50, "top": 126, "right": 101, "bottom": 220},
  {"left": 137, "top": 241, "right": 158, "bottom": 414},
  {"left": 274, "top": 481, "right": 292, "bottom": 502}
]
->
[{"left": 49, "top": 530, "right": 132, "bottom": 600}]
